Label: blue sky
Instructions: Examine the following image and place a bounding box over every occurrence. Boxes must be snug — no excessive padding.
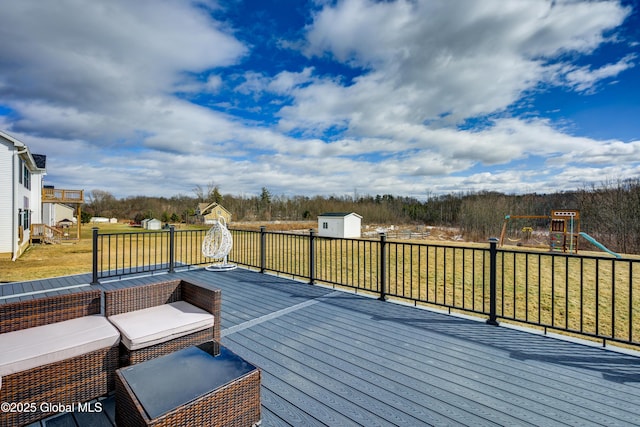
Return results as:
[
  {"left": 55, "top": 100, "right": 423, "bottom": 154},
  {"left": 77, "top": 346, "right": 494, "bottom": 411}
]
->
[{"left": 1, "top": 0, "right": 639, "bottom": 200}]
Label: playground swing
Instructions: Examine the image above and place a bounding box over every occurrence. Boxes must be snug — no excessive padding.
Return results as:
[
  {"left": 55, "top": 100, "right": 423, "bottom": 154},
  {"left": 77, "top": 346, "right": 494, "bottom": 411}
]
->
[
  {"left": 500, "top": 215, "right": 549, "bottom": 248},
  {"left": 510, "top": 226, "right": 546, "bottom": 244}
]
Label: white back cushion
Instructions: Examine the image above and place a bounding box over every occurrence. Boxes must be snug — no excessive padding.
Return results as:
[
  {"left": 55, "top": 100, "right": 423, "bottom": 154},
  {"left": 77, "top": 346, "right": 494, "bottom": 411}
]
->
[{"left": 108, "top": 301, "right": 213, "bottom": 350}]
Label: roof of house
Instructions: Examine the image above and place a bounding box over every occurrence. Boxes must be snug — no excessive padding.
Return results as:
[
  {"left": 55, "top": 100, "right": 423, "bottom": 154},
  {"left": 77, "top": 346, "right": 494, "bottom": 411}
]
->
[
  {"left": 0, "top": 130, "right": 47, "bottom": 171},
  {"left": 198, "top": 202, "right": 230, "bottom": 216},
  {"left": 32, "top": 153, "right": 47, "bottom": 169},
  {"left": 318, "top": 212, "right": 362, "bottom": 218}
]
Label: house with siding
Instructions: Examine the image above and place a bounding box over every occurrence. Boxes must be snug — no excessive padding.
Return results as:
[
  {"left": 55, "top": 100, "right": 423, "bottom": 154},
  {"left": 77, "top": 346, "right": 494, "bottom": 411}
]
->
[
  {"left": 0, "top": 131, "right": 47, "bottom": 259},
  {"left": 317, "top": 212, "right": 362, "bottom": 238},
  {"left": 42, "top": 199, "right": 75, "bottom": 228},
  {"left": 196, "top": 202, "right": 232, "bottom": 225}
]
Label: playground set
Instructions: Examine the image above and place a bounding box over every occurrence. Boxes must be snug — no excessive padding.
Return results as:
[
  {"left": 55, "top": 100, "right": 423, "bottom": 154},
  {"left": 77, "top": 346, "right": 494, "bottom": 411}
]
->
[{"left": 499, "top": 209, "right": 621, "bottom": 258}]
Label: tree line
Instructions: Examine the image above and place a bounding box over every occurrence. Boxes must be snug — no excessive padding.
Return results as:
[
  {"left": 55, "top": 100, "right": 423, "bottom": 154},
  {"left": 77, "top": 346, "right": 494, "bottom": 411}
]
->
[{"left": 83, "top": 179, "right": 640, "bottom": 254}]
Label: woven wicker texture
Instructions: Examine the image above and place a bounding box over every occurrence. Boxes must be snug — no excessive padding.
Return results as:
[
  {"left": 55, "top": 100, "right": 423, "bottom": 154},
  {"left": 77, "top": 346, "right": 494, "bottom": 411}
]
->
[
  {"left": 104, "top": 280, "right": 221, "bottom": 366},
  {"left": 0, "top": 290, "right": 118, "bottom": 427},
  {"left": 115, "top": 364, "right": 261, "bottom": 427},
  {"left": 0, "top": 290, "right": 101, "bottom": 334}
]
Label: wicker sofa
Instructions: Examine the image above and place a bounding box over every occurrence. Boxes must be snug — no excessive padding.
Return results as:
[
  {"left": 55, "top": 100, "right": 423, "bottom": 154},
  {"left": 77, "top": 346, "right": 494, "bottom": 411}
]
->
[
  {"left": 0, "top": 290, "right": 120, "bottom": 427},
  {"left": 104, "top": 279, "right": 221, "bottom": 366}
]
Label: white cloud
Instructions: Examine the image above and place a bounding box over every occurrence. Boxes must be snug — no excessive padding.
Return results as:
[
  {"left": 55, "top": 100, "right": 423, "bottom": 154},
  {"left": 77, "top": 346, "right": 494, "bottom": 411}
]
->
[
  {"left": 268, "top": 68, "right": 314, "bottom": 95},
  {"left": 564, "top": 54, "right": 637, "bottom": 93},
  {"left": 0, "top": 0, "right": 247, "bottom": 143},
  {"left": 0, "top": 0, "right": 636, "bottom": 200},
  {"left": 295, "top": 0, "right": 631, "bottom": 133}
]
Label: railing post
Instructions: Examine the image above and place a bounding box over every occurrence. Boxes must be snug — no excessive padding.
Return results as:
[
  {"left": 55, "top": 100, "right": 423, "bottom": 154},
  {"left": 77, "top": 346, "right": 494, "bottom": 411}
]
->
[
  {"left": 260, "top": 226, "right": 266, "bottom": 274},
  {"left": 309, "top": 229, "right": 316, "bottom": 285},
  {"left": 91, "top": 227, "right": 99, "bottom": 285},
  {"left": 168, "top": 225, "right": 175, "bottom": 273},
  {"left": 487, "top": 237, "right": 499, "bottom": 326},
  {"left": 379, "top": 233, "right": 387, "bottom": 301}
]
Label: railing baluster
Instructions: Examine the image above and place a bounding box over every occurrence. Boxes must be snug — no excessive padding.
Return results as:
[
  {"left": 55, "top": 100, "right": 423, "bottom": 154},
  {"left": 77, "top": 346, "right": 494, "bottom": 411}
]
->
[
  {"left": 596, "top": 259, "right": 600, "bottom": 338},
  {"left": 91, "top": 227, "right": 99, "bottom": 285},
  {"left": 629, "top": 261, "right": 634, "bottom": 343},
  {"left": 260, "top": 226, "right": 266, "bottom": 273},
  {"left": 379, "top": 233, "right": 387, "bottom": 301},
  {"left": 309, "top": 230, "right": 315, "bottom": 284},
  {"left": 611, "top": 260, "right": 616, "bottom": 340},
  {"left": 169, "top": 226, "right": 175, "bottom": 273},
  {"left": 487, "top": 238, "right": 499, "bottom": 326},
  {"left": 565, "top": 256, "right": 569, "bottom": 330}
]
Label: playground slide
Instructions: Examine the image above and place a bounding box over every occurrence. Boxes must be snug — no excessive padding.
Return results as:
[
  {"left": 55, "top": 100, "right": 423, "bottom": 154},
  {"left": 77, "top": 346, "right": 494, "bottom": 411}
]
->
[{"left": 579, "top": 232, "right": 621, "bottom": 258}]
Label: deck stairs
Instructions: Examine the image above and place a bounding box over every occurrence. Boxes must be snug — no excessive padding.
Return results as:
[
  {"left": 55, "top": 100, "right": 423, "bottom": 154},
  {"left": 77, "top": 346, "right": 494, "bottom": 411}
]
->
[{"left": 30, "top": 224, "right": 66, "bottom": 244}]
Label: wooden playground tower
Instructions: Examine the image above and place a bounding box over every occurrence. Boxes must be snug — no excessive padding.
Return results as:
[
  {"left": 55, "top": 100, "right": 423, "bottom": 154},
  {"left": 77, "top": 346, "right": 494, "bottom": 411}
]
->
[{"left": 499, "top": 209, "right": 580, "bottom": 253}]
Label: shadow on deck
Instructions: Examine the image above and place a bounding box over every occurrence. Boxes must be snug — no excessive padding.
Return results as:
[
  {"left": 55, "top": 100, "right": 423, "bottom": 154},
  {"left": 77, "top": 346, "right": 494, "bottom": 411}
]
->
[{"left": 4, "top": 268, "right": 640, "bottom": 426}]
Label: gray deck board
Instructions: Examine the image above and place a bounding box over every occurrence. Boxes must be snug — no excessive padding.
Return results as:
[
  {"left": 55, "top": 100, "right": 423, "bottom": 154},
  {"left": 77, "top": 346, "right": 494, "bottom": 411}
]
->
[
  {"left": 311, "top": 308, "right": 621, "bottom": 425},
  {"left": 71, "top": 411, "right": 113, "bottom": 427},
  {"left": 41, "top": 413, "right": 76, "bottom": 427},
  {"left": 4, "top": 267, "right": 640, "bottom": 426},
  {"left": 253, "top": 309, "right": 532, "bottom": 426}
]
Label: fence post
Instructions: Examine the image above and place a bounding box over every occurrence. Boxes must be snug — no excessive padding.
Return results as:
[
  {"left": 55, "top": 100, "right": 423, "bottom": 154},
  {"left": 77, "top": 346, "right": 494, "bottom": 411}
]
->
[
  {"left": 168, "top": 225, "right": 175, "bottom": 273},
  {"left": 379, "top": 233, "right": 387, "bottom": 301},
  {"left": 260, "top": 226, "right": 266, "bottom": 273},
  {"left": 487, "top": 237, "right": 499, "bottom": 326},
  {"left": 309, "top": 229, "right": 315, "bottom": 285},
  {"left": 91, "top": 227, "right": 99, "bottom": 285}
]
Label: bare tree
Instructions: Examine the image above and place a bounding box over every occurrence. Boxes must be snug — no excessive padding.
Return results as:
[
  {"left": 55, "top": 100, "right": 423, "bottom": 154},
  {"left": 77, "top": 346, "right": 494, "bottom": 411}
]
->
[
  {"left": 192, "top": 184, "right": 206, "bottom": 202},
  {"left": 86, "top": 190, "right": 116, "bottom": 217},
  {"left": 193, "top": 181, "right": 222, "bottom": 203}
]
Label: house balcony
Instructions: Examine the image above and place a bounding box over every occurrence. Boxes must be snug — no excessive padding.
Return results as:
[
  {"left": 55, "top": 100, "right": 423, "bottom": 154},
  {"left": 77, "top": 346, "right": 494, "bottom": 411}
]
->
[{"left": 42, "top": 188, "right": 84, "bottom": 204}]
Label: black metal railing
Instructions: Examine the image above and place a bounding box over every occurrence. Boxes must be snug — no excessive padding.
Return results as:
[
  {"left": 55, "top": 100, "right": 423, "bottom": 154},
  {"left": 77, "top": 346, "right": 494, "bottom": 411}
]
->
[
  {"left": 91, "top": 226, "right": 640, "bottom": 348},
  {"left": 91, "top": 227, "right": 210, "bottom": 281}
]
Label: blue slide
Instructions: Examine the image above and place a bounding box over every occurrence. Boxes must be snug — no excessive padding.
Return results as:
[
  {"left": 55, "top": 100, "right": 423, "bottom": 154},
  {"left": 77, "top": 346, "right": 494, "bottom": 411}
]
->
[{"left": 579, "top": 232, "right": 621, "bottom": 258}]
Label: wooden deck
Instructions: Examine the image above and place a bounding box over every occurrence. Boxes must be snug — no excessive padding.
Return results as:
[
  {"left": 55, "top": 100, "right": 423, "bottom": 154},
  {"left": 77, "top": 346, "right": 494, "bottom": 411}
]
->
[{"left": 3, "top": 268, "right": 640, "bottom": 426}]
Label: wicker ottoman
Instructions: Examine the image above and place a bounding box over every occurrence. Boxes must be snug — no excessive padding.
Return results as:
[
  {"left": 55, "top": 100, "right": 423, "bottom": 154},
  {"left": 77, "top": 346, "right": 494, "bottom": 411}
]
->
[{"left": 115, "top": 342, "right": 260, "bottom": 427}]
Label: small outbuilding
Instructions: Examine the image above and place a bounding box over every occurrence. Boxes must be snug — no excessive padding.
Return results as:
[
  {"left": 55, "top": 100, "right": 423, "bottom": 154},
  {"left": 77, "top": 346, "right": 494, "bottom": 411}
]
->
[
  {"left": 317, "top": 212, "right": 362, "bottom": 238},
  {"left": 142, "top": 218, "right": 162, "bottom": 230},
  {"left": 57, "top": 218, "right": 74, "bottom": 228},
  {"left": 90, "top": 217, "right": 110, "bottom": 223}
]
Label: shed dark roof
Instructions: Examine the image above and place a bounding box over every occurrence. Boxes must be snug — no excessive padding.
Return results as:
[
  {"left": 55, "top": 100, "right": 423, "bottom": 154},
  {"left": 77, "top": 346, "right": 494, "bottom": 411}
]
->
[
  {"left": 32, "top": 153, "right": 46, "bottom": 169},
  {"left": 319, "top": 212, "right": 358, "bottom": 217}
]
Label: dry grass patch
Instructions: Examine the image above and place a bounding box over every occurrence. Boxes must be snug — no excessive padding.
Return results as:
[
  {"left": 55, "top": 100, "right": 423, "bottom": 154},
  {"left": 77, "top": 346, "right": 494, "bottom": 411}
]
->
[{"left": 0, "top": 223, "right": 206, "bottom": 282}]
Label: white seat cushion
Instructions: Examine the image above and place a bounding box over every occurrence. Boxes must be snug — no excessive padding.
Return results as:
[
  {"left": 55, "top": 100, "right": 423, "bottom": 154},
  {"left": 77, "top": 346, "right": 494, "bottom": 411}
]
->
[
  {"left": 107, "top": 301, "right": 213, "bottom": 351},
  {"left": 0, "top": 315, "right": 120, "bottom": 378}
]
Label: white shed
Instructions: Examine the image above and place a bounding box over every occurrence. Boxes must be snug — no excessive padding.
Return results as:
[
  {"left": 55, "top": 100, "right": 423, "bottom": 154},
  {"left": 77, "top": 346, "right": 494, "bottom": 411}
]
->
[
  {"left": 146, "top": 218, "right": 162, "bottom": 230},
  {"left": 317, "top": 212, "right": 362, "bottom": 238},
  {"left": 91, "top": 217, "right": 110, "bottom": 223}
]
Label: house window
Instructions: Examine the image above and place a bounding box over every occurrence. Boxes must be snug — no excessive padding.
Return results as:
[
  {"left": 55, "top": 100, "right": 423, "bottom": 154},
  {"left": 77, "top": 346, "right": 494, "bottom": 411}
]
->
[
  {"left": 24, "top": 210, "right": 31, "bottom": 229},
  {"left": 322, "top": 222, "right": 328, "bottom": 229},
  {"left": 23, "top": 163, "right": 31, "bottom": 190},
  {"left": 19, "top": 159, "right": 23, "bottom": 184},
  {"left": 19, "top": 209, "right": 31, "bottom": 230}
]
